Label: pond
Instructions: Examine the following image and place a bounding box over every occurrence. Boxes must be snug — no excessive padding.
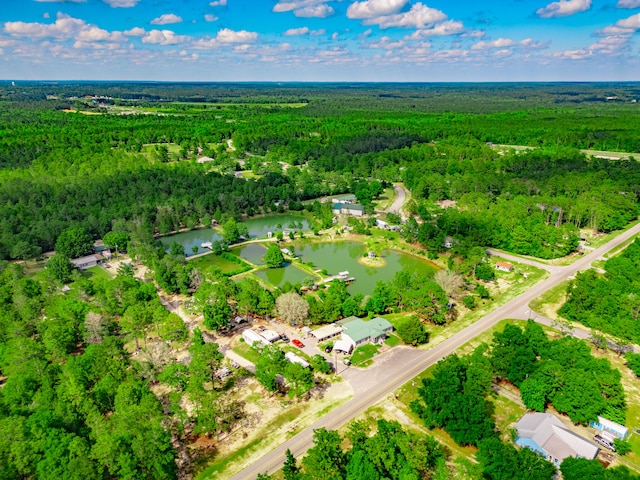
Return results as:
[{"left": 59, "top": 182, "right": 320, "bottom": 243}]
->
[
  {"left": 158, "top": 229, "right": 222, "bottom": 257},
  {"left": 254, "top": 263, "right": 312, "bottom": 289},
  {"left": 295, "top": 241, "right": 438, "bottom": 296},
  {"left": 231, "top": 243, "right": 267, "bottom": 265},
  {"left": 242, "top": 214, "right": 311, "bottom": 238}
]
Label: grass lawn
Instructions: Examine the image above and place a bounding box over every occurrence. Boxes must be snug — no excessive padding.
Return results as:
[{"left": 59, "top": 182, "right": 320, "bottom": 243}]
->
[
  {"left": 529, "top": 280, "right": 569, "bottom": 321},
  {"left": 491, "top": 393, "right": 526, "bottom": 442},
  {"left": 189, "top": 253, "right": 244, "bottom": 274},
  {"left": 81, "top": 265, "right": 113, "bottom": 282},
  {"left": 349, "top": 343, "right": 380, "bottom": 367},
  {"left": 231, "top": 340, "right": 262, "bottom": 365},
  {"left": 372, "top": 187, "right": 396, "bottom": 211},
  {"left": 385, "top": 334, "right": 401, "bottom": 348}
]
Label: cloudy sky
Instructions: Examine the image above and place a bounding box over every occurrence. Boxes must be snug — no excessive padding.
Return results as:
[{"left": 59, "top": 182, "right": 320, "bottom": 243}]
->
[{"left": 1, "top": 0, "right": 639, "bottom": 81}]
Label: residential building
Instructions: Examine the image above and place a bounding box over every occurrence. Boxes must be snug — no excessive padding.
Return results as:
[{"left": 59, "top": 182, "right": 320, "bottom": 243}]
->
[
  {"left": 332, "top": 203, "right": 365, "bottom": 216},
  {"left": 70, "top": 254, "right": 102, "bottom": 270},
  {"left": 242, "top": 329, "right": 270, "bottom": 347},
  {"left": 590, "top": 416, "right": 628, "bottom": 440},
  {"left": 310, "top": 324, "right": 344, "bottom": 342},
  {"left": 496, "top": 261, "right": 514, "bottom": 272},
  {"left": 338, "top": 316, "right": 394, "bottom": 351},
  {"left": 515, "top": 413, "right": 599, "bottom": 466},
  {"left": 284, "top": 351, "right": 310, "bottom": 369}
]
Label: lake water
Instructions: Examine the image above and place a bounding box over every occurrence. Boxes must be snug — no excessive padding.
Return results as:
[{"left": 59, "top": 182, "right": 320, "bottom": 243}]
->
[
  {"left": 254, "top": 263, "right": 312, "bottom": 288},
  {"left": 158, "top": 229, "right": 222, "bottom": 257},
  {"left": 295, "top": 241, "right": 438, "bottom": 296},
  {"left": 243, "top": 215, "right": 311, "bottom": 238}
]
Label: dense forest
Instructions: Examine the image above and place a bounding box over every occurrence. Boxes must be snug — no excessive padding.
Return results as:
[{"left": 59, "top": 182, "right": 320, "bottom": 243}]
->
[
  {"left": 1, "top": 83, "right": 640, "bottom": 261},
  {"left": 1, "top": 83, "right": 639, "bottom": 479},
  {"left": 560, "top": 238, "right": 640, "bottom": 343}
]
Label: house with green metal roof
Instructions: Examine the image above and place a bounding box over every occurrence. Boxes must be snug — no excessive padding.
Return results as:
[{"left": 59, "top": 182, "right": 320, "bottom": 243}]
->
[{"left": 338, "top": 316, "right": 393, "bottom": 350}]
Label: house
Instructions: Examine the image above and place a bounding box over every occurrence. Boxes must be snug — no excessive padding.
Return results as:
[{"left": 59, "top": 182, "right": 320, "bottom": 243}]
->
[
  {"left": 70, "top": 254, "right": 102, "bottom": 270},
  {"left": 590, "top": 416, "right": 628, "bottom": 440},
  {"left": 376, "top": 219, "right": 389, "bottom": 229},
  {"left": 260, "top": 329, "right": 281, "bottom": 343},
  {"left": 443, "top": 237, "right": 456, "bottom": 249},
  {"left": 332, "top": 203, "right": 365, "bottom": 217},
  {"left": 338, "top": 316, "right": 394, "bottom": 351},
  {"left": 197, "top": 156, "right": 215, "bottom": 163},
  {"left": 515, "top": 413, "right": 599, "bottom": 466},
  {"left": 495, "top": 261, "right": 514, "bottom": 272},
  {"left": 368, "top": 251, "right": 376, "bottom": 258},
  {"left": 242, "top": 329, "right": 269, "bottom": 347},
  {"left": 310, "top": 324, "right": 344, "bottom": 342},
  {"left": 284, "top": 351, "right": 310, "bottom": 369}
]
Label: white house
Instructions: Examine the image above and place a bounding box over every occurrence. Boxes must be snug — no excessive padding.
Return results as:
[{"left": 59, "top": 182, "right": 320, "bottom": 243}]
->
[
  {"left": 242, "top": 329, "right": 269, "bottom": 347},
  {"left": 285, "top": 351, "right": 310, "bottom": 368},
  {"left": 70, "top": 254, "right": 102, "bottom": 270},
  {"left": 515, "top": 413, "right": 599, "bottom": 466},
  {"left": 496, "top": 261, "right": 514, "bottom": 272}
]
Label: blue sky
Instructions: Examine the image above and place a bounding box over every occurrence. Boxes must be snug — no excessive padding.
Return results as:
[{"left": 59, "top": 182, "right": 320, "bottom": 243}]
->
[{"left": 1, "top": 0, "right": 639, "bottom": 81}]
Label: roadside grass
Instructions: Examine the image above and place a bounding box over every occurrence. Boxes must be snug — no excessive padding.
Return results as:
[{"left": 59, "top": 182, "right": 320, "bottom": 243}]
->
[
  {"left": 602, "top": 232, "right": 639, "bottom": 259},
  {"left": 372, "top": 187, "right": 396, "bottom": 211},
  {"left": 586, "top": 219, "right": 640, "bottom": 249},
  {"left": 528, "top": 280, "right": 570, "bottom": 321},
  {"left": 196, "top": 386, "right": 352, "bottom": 480},
  {"left": 426, "top": 266, "right": 548, "bottom": 349}
]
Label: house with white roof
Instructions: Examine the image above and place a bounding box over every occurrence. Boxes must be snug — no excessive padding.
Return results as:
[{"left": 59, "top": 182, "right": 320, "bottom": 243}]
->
[{"left": 515, "top": 413, "right": 599, "bottom": 466}]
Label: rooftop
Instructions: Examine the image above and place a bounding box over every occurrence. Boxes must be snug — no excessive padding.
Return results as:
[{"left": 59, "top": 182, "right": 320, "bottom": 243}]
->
[{"left": 338, "top": 316, "right": 393, "bottom": 343}]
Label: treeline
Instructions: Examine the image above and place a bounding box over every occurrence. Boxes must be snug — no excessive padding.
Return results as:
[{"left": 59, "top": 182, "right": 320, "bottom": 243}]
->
[
  {"left": 560, "top": 238, "right": 640, "bottom": 343},
  {"left": 408, "top": 321, "right": 628, "bottom": 478}
]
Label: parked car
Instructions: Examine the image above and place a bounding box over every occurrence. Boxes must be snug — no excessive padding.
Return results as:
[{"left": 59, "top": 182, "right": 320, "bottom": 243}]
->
[
  {"left": 324, "top": 345, "right": 333, "bottom": 353},
  {"left": 292, "top": 339, "right": 304, "bottom": 348},
  {"left": 343, "top": 358, "right": 351, "bottom": 366}
]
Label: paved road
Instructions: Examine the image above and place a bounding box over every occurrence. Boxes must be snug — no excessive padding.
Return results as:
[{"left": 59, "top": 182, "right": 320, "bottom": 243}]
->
[
  {"left": 228, "top": 222, "right": 640, "bottom": 480},
  {"left": 386, "top": 183, "right": 407, "bottom": 216},
  {"left": 485, "top": 248, "right": 561, "bottom": 273}
]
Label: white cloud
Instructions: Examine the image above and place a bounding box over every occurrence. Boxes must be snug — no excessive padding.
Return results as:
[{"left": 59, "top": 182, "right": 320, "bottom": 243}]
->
[
  {"left": 210, "top": 0, "right": 227, "bottom": 5},
  {"left": 150, "top": 14, "right": 183, "bottom": 26},
  {"left": 34, "top": 0, "right": 85, "bottom": 3},
  {"left": 549, "top": 48, "right": 592, "bottom": 59},
  {"left": 617, "top": 0, "right": 640, "bottom": 7},
  {"left": 43, "top": 12, "right": 51, "bottom": 19},
  {"left": 407, "top": 20, "right": 464, "bottom": 38},
  {"left": 216, "top": 28, "right": 258, "bottom": 43},
  {"left": 76, "top": 26, "right": 126, "bottom": 42},
  {"left": 363, "top": 3, "right": 448, "bottom": 29},
  {"left": 596, "top": 13, "right": 640, "bottom": 36},
  {"left": 536, "top": 0, "right": 591, "bottom": 19},
  {"left": 332, "top": 32, "right": 338, "bottom": 40},
  {"left": 347, "top": 0, "right": 409, "bottom": 19},
  {"left": 5, "top": 13, "right": 85, "bottom": 39},
  {"left": 103, "top": 0, "right": 140, "bottom": 7},
  {"left": 273, "top": 1, "right": 335, "bottom": 18},
  {"left": 295, "top": 4, "right": 335, "bottom": 17},
  {"left": 124, "top": 27, "right": 145, "bottom": 36},
  {"left": 204, "top": 14, "right": 218, "bottom": 22},
  {"left": 472, "top": 38, "right": 516, "bottom": 50},
  {"left": 368, "top": 35, "right": 405, "bottom": 49},
  {"left": 310, "top": 28, "right": 326, "bottom": 36},
  {"left": 141, "top": 29, "right": 188, "bottom": 45},
  {"left": 284, "top": 27, "right": 310, "bottom": 36}
]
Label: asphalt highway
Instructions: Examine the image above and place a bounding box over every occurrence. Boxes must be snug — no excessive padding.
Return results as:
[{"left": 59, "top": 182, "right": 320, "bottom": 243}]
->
[{"left": 227, "top": 221, "right": 640, "bottom": 480}]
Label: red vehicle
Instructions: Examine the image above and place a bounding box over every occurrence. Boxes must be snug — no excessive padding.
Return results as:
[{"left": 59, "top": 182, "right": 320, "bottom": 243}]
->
[{"left": 292, "top": 339, "right": 305, "bottom": 348}]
